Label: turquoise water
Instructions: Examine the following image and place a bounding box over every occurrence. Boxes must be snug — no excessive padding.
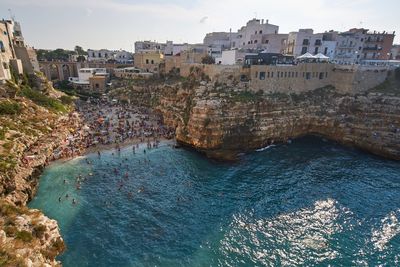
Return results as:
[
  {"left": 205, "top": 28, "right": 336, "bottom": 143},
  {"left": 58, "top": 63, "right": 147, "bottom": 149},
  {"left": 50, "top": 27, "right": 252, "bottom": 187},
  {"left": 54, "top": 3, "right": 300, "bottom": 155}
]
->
[{"left": 29, "top": 137, "right": 400, "bottom": 266}]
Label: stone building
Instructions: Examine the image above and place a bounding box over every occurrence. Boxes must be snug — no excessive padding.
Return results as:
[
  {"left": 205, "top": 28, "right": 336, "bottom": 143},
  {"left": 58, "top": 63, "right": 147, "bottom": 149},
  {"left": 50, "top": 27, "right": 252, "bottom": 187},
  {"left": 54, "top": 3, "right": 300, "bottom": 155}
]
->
[
  {"left": 133, "top": 50, "right": 164, "bottom": 73},
  {"left": 0, "top": 19, "right": 39, "bottom": 83}
]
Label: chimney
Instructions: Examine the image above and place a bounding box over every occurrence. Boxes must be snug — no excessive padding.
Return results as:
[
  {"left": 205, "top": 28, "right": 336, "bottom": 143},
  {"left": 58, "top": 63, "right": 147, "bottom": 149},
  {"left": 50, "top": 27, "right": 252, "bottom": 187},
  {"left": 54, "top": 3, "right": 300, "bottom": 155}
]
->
[{"left": 266, "top": 19, "right": 269, "bottom": 24}]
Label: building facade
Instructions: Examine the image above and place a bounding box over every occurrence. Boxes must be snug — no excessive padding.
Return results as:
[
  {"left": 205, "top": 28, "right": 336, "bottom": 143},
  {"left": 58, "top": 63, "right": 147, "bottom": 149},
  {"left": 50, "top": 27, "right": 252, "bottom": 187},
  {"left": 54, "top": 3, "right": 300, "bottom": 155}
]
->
[
  {"left": 133, "top": 50, "right": 164, "bottom": 73},
  {"left": 0, "top": 19, "right": 39, "bottom": 83},
  {"left": 68, "top": 67, "right": 109, "bottom": 91}
]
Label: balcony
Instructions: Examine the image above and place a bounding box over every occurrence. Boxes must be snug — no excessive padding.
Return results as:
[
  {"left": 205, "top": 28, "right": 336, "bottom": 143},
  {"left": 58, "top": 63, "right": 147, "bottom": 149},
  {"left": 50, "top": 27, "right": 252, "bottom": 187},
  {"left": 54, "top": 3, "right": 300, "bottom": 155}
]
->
[
  {"left": 338, "top": 44, "right": 356, "bottom": 48},
  {"left": 363, "top": 46, "right": 382, "bottom": 51}
]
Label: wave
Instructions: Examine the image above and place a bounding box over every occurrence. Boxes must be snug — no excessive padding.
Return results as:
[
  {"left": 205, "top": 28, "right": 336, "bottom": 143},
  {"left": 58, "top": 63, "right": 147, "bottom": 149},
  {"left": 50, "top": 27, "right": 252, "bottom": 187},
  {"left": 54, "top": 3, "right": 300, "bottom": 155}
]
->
[{"left": 256, "top": 144, "right": 276, "bottom": 152}]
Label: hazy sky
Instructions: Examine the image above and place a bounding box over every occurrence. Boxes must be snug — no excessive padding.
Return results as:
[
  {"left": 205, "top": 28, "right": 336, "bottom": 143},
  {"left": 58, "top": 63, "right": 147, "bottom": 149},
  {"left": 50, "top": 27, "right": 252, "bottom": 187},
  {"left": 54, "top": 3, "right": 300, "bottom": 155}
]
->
[{"left": 1, "top": 0, "right": 399, "bottom": 51}]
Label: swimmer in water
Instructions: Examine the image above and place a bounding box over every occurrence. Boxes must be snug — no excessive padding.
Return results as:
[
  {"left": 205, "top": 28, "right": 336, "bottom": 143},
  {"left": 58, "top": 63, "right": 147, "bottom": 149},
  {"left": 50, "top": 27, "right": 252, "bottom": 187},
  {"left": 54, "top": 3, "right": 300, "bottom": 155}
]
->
[
  {"left": 58, "top": 197, "right": 61, "bottom": 202},
  {"left": 66, "top": 193, "right": 69, "bottom": 198},
  {"left": 72, "top": 199, "right": 76, "bottom": 205}
]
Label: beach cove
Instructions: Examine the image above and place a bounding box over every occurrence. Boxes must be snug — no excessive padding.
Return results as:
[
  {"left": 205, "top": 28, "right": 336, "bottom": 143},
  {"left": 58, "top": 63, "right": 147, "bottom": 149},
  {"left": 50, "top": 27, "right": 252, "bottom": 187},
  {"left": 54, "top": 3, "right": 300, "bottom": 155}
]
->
[{"left": 30, "top": 137, "right": 400, "bottom": 266}]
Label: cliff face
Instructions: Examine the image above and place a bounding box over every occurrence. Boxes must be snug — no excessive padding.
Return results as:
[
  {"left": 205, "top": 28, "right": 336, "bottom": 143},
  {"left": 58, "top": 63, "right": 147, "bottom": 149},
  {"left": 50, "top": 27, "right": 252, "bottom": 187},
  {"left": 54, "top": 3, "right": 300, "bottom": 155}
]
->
[
  {"left": 154, "top": 76, "right": 400, "bottom": 161},
  {"left": 0, "top": 76, "right": 74, "bottom": 266}
]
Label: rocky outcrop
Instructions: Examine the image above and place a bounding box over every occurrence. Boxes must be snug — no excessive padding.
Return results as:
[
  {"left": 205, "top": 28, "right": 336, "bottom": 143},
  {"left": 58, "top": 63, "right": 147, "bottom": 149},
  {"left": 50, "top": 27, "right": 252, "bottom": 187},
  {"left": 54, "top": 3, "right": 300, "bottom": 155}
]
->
[
  {"left": 0, "top": 78, "right": 75, "bottom": 266},
  {"left": 151, "top": 76, "right": 400, "bottom": 161},
  {"left": 0, "top": 200, "right": 65, "bottom": 266}
]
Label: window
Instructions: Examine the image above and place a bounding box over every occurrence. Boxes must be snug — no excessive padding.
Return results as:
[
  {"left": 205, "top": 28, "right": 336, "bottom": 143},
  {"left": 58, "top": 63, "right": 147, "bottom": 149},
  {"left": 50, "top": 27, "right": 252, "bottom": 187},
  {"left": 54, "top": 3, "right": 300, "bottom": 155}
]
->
[
  {"left": 254, "top": 40, "right": 258, "bottom": 44},
  {"left": 319, "top": 72, "right": 324, "bottom": 79},
  {"left": 151, "top": 60, "right": 154, "bottom": 64},
  {"left": 324, "top": 47, "right": 328, "bottom": 55},
  {"left": 315, "top": 39, "right": 322, "bottom": 46},
  {"left": 277, "top": 71, "right": 280, "bottom": 78},
  {"left": 305, "top": 72, "right": 311, "bottom": 80},
  {"left": 314, "top": 47, "right": 319, "bottom": 54},
  {"left": 259, "top": 30, "right": 262, "bottom": 34},
  {"left": 255, "top": 71, "right": 258, "bottom": 78},
  {"left": 284, "top": 72, "right": 287, "bottom": 78},
  {"left": 265, "top": 40, "right": 269, "bottom": 44},
  {"left": 295, "top": 72, "right": 298, "bottom": 78},
  {"left": 325, "top": 72, "right": 328, "bottom": 78},
  {"left": 301, "top": 47, "right": 308, "bottom": 54},
  {"left": 302, "top": 39, "right": 309, "bottom": 45},
  {"left": 267, "top": 72, "right": 270, "bottom": 78},
  {"left": 146, "top": 59, "right": 149, "bottom": 64},
  {"left": 259, "top": 72, "right": 266, "bottom": 80}
]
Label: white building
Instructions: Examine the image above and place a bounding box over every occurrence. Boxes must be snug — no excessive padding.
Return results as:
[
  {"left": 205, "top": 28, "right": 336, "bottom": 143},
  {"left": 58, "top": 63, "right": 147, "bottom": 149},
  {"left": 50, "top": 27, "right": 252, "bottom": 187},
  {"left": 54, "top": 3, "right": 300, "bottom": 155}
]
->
[
  {"left": 68, "top": 68, "right": 108, "bottom": 86},
  {"left": 215, "top": 50, "right": 257, "bottom": 65},
  {"left": 114, "top": 50, "right": 133, "bottom": 64},
  {"left": 233, "top": 19, "right": 279, "bottom": 49},
  {"left": 286, "top": 29, "right": 324, "bottom": 57},
  {"left": 334, "top": 29, "right": 367, "bottom": 64},
  {"left": 87, "top": 49, "right": 115, "bottom": 62},
  {"left": 204, "top": 19, "right": 283, "bottom": 56},
  {"left": 135, "top": 41, "right": 167, "bottom": 53}
]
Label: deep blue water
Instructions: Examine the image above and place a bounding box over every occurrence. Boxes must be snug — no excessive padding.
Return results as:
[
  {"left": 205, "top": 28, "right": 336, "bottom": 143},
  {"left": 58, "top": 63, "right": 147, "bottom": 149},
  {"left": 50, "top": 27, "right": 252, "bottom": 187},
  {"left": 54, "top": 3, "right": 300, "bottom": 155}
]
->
[{"left": 29, "top": 137, "right": 400, "bottom": 266}]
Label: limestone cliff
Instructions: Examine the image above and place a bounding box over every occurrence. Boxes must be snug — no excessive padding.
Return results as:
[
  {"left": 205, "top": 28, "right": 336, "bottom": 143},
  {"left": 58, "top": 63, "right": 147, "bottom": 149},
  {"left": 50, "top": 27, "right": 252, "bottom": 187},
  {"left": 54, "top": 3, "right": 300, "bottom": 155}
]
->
[
  {"left": 143, "top": 73, "right": 400, "bottom": 161},
  {"left": 0, "top": 75, "right": 75, "bottom": 266}
]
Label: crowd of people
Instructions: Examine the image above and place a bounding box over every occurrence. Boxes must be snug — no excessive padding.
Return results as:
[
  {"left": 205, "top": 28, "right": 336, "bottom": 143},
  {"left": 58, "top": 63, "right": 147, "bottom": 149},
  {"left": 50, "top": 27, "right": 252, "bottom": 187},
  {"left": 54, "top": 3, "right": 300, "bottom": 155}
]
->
[{"left": 52, "top": 97, "right": 175, "bottom": 160}]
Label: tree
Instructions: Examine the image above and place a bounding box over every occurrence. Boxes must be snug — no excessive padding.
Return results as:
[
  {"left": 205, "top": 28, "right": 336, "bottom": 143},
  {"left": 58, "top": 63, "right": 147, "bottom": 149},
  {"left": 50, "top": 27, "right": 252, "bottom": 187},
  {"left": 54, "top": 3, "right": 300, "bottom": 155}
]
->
[
  {"left": 201, "top": 55, "right": 215, "bottom": 64},
  {"left": 74, "top": 45, "right": 87, "bottom": 55},
  {"left": 77, "top": 55, "right": 86, "bottom": 62}
]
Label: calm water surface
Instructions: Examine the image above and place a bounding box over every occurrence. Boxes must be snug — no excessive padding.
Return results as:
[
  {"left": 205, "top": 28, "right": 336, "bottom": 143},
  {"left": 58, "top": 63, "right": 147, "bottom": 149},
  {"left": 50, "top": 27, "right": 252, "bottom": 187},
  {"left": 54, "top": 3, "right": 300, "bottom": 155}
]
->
[{"left": 29, "top": 137, "right": 400, "bottom": 266}]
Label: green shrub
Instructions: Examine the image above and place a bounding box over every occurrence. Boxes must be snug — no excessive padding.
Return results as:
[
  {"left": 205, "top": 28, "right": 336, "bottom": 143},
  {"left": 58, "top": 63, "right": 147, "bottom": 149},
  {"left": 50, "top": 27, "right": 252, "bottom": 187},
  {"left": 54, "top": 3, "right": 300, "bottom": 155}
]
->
[
  {"left": 0, "top": 202, "right": 21, "bottom": 217},
  {"left": 19, "top": 86, "right": 67, "bottom": 113},
  {"left": 0, "top": 128, "right": 6, "bottom": 140},
  {"left": 59, "top": 95, "right": 74, "bottom": 105},
  {"left": 15, "top": 230, "right": 33, "bottom": 243},
  {"left": 0, "top": 101, "right": 22, "bottom": 115}
]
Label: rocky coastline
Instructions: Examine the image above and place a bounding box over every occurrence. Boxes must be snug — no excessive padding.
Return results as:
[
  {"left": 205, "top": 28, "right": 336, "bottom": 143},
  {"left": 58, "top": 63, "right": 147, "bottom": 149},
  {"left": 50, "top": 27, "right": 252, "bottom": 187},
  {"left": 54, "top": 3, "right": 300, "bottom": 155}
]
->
[
  {"left": 116, "top": 74, "right": 400, "bottom": 162},
  {"left": 1, "top": 70, "right": 399, "bottom": 265},
  {"left": 0, "top": 76, "right": 80, "bottom": 266}
]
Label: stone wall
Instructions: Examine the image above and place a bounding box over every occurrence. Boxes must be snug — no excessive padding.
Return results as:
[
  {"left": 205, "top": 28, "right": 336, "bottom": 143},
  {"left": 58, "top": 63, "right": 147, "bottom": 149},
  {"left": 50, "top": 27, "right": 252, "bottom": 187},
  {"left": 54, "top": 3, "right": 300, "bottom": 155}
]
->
[
  {"left": 331, "top": 66, "right": 388, "bottom": 94},
  {"left": 179, "top": 62, "right": 389, "bottom": 95},
  {"left": 248, "top": 63, "right": 333, "bottom": 93}
]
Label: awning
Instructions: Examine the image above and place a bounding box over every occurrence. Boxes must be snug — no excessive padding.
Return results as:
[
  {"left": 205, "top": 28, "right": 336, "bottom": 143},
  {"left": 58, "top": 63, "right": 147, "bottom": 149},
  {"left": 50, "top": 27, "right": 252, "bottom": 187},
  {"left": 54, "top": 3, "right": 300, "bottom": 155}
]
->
[{"left": 297, "top": 52, "right": 316, "bottom": 59}]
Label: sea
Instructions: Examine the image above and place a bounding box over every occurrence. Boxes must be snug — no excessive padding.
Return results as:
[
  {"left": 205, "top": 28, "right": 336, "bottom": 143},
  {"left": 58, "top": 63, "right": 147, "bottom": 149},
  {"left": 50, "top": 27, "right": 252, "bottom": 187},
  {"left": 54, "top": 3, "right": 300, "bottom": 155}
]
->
[{"left": 29, "top": 136, "right": 400, "bottom": 266}]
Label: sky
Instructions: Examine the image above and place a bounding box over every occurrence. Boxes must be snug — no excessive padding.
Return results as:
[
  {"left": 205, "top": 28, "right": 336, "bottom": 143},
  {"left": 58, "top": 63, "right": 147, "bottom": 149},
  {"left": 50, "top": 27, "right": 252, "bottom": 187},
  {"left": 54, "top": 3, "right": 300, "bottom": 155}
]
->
[{"left": 0, "top": 0, "right": 399, "bottom": 51}]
